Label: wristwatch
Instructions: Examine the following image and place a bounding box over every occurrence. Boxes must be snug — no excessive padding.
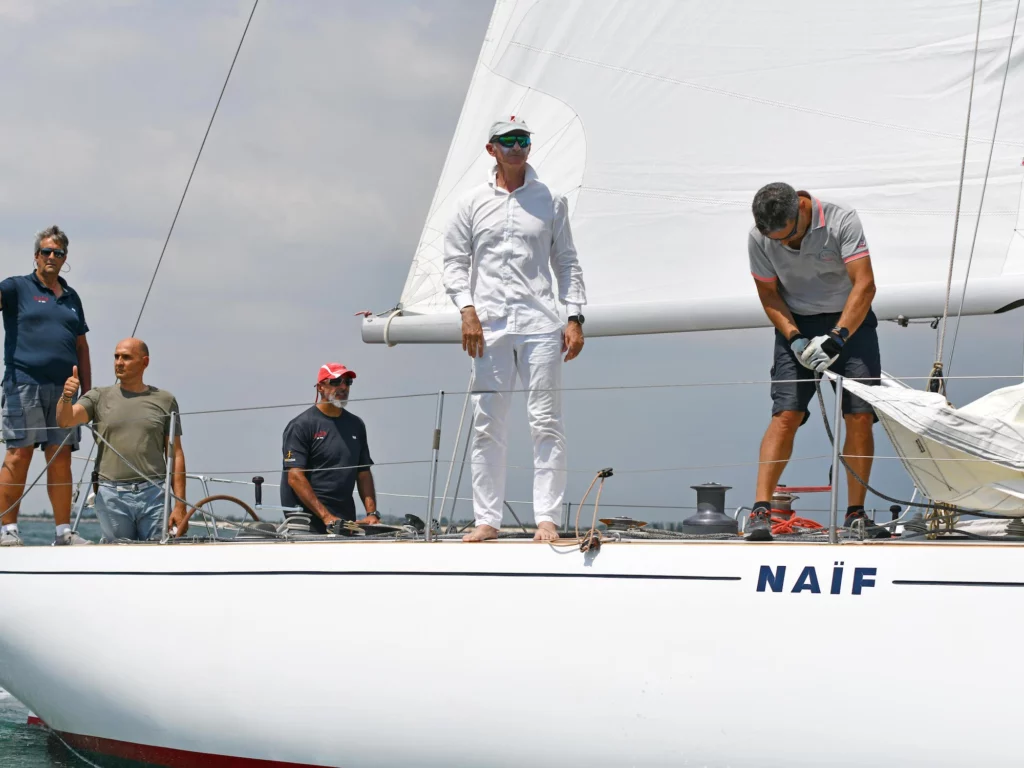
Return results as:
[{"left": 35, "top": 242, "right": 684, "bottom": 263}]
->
[
  {"left": 567, "top": 314, "right": 585, "bottom": 326},
  {"left": 830, "top": 326, "right": 850, "bottom": 343}
]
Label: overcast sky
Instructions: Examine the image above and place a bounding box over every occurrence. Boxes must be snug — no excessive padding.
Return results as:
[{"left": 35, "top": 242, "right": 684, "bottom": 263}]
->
[{"left": 2, "top": 0, "right": 1022, "bottom": 532}]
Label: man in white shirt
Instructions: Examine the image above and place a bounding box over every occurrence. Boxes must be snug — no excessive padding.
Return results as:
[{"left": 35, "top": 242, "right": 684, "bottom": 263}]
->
[{"left": 443, "top": 116, "right": 586, "bottom": 542}]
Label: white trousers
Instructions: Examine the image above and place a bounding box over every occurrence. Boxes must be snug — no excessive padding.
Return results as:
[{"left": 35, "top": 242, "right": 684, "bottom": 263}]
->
[{"left": 470, "top": 325, "right": 566, "bottom": 530}]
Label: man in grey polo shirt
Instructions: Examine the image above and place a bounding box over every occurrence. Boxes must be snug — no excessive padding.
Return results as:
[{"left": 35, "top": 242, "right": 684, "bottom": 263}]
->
[{"left": 745, "top": 182, "right": 886, "bottom": 541}]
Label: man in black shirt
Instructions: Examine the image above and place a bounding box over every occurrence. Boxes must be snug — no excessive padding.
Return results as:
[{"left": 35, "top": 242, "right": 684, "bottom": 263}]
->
[{"left": 280, "top": 363, "right": 378, "bottom": 533}]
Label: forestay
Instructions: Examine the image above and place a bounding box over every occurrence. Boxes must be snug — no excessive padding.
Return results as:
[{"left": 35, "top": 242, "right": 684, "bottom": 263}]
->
[
  {"left": 843, "top": 374, "right": 1024, "bottom": 514},
  {"left": 364, "top": 0, "right": 1024, "bottom": 344}
]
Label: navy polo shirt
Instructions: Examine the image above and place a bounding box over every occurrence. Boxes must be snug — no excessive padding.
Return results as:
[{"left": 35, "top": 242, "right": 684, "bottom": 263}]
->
[
  {"left": 0, "top": 272, "right": 89, "bottom": 385},
  {"left": 280, "top": 406, "right": 373, "bottom": 529}
]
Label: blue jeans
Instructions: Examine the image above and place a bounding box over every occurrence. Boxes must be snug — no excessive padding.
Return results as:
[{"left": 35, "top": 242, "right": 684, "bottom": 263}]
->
[{"left": 95, "top": 482, "right": 167, "bottom": 542}]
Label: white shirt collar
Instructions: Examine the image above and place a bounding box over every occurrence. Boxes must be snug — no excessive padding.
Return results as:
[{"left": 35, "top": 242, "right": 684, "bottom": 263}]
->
[{"left": 488, "top": 163, "right": 538, "bottom": 191}]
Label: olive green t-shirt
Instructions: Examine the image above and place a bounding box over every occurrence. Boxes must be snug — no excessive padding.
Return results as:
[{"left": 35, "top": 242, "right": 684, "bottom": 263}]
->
[{"left": 79, "top": 385, "right": 182, "bottom": 482}]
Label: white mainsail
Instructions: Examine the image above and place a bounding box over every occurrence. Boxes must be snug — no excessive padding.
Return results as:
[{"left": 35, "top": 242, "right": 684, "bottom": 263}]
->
[{"left": 363, "top": 0, "right": 1024, "bottom": 344}]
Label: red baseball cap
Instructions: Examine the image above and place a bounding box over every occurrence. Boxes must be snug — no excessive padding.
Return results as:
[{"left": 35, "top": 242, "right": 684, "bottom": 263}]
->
[{"left": 317, "top": 363, "right": 357, "bottom": 384}]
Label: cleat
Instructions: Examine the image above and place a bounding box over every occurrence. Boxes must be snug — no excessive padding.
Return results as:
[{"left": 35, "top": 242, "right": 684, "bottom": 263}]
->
[{"left": 745, "top": 506, "right": 774, "bottom": 541}]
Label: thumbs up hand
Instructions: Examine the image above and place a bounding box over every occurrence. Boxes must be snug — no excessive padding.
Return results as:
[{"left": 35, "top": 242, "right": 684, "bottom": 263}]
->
[{"left": 62, "top": 365, "right": 80, "bottom": 401}]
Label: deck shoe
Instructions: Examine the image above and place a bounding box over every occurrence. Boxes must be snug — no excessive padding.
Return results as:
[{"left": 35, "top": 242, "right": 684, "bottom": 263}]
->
[
  {"left": 53, "top": 530, "right": 93, "bottom": 546},
  {"left": 844, "top": 510, "right": 891, "bottom": 539},
  {"left": 0, "top": 528, "right": 24, "bottom": 547},
  {"left": 745, "top": 505, "right": 774, "bottom": 542}
]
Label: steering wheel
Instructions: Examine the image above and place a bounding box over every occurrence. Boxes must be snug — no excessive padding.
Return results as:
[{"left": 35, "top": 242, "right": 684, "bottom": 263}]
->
[{"left": 179, "top": 494, "right": 260, "bottom": 533}]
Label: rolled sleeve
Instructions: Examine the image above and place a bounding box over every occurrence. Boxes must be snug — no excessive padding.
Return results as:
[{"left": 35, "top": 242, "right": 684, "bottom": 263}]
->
[
  {"left": 748, "top": 234, "right": 778, "bottom": 282},
  {"left": 839, "top": 211, "right": 870, "bottom": 264},
  {"left": 443, "top": 198, "right": 475, "bottom": 309},
  {"left": 551, "top": 195, "right": 586, "bottom": 307}
]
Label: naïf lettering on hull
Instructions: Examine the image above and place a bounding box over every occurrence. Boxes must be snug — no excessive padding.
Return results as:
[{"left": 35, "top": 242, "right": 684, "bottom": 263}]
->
[{"left": 756, "top": 562, "right": 876, "bottom": 594}]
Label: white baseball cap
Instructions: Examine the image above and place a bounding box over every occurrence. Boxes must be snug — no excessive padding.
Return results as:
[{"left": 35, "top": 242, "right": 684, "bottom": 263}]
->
[{"left": 487, "top": 116, "right": 532, "bottom": 141}]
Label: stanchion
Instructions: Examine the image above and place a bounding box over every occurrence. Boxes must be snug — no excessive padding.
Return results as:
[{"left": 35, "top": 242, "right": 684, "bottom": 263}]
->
[
  {"left": 828, "top": 376, "right": 844, "bottom": 544},
  {"left": 425, "top": 391, "right": 445, "bottom": 542},
  {"left": 161, "top": 412, "right": 179, "bottom": 544}
]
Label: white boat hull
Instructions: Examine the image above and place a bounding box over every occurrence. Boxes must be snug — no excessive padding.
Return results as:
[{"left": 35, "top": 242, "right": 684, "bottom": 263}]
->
[{"left": 2, "top": 538, "right": 1023, "bottom": 767}]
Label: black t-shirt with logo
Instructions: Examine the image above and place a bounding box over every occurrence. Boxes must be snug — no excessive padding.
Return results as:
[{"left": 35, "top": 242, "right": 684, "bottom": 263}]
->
[{"left": 280, "top": 406, "right": 373, "bottom": 530}]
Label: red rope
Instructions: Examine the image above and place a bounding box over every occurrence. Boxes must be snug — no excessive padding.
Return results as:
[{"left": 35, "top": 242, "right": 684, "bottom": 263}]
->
[{"left": 769, "top": 509, "right": 825, "bottom": 535}]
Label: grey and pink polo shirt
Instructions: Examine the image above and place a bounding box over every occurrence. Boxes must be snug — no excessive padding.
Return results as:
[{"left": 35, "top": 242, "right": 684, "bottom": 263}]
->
[{"left": 747, "top": 192, "right": 871, "bottom": 316}]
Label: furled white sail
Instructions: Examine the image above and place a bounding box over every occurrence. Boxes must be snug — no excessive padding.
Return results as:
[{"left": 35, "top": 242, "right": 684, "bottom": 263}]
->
[
  {"left": 842, "top": 374, "right": 1024, "bottom": 514},
  {"left": 364, "top": 0, "right": 1024, "bottom": 344}
]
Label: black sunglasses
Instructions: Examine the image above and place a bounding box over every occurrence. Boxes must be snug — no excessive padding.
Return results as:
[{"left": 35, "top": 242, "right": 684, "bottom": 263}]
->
[
  {"left": 766, "top": 215, "right": 801, "bottom": 242},
  {"left": 323, "top": 377, "right": 353, "bottom": 387},
  {"left": 38, "top": 248, "right": 67, "bottom": 259}
]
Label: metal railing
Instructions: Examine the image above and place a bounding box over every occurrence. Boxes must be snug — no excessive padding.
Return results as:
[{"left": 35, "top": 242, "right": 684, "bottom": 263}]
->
[{"left": 14, "top": 370, "right": 1024, "bottom": 546}]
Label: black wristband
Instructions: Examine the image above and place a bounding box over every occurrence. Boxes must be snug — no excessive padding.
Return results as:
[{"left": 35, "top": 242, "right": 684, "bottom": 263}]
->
[{"left": 787, "top": 332, "right": 807, "bottom": 344}]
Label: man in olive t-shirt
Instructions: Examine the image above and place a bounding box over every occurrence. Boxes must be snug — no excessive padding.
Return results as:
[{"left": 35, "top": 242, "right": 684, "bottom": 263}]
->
[{"left": 57, "top": 338, "right": 188, "bottom": 541}]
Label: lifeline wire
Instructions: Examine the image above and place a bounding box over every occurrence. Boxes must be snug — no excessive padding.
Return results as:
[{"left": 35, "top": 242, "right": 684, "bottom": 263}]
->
[
  {"left": 17, "top": 374, "right": 1023, "bottom": 435},
  {"left": 814, "top": 376, "right": 1024, "bottom": 519},
  {"left": 131, "top": 0, "right": 259, "bottom": 335},
  {"left": 0, "top": 431, "right": 72, "bottom": 520}
]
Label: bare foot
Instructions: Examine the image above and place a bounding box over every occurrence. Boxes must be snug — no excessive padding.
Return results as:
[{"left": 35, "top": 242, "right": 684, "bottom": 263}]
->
[
  {"left": 534, "top": 521, "right": 560, "bottom": 542},
  {"left": 463, "top": 524, "right": 499, "bottom": 542}
]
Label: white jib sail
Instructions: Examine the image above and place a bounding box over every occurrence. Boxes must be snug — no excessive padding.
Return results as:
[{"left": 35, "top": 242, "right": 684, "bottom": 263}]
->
[
  {"left": 364, "top": 0, "right": 1024, "bottom": 344},
  {"left": 842, "top": 374, "right": 1024, "bottom": 514}
]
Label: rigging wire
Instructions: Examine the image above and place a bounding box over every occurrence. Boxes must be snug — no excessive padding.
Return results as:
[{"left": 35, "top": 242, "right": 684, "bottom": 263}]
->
[
  {"left": 436, "top": 367, "right": 473, "bottom": 526},
  {"left": 945, "top": 0, "right": 1022, "bottom": 379},
  {"left": 935, "top": 0, "right": 985, "bottom": 370},
  {"left": 130, "top": 0, "right": 259, "bottom": 335}
]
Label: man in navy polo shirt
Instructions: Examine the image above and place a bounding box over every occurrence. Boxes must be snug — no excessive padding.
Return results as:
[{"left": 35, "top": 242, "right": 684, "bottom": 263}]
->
[
  {"left": 280, "top": 363, "right": 379, "bottom": 534},
  {"left": 0, "top": 226, "right": 93, "bottom": 547}
]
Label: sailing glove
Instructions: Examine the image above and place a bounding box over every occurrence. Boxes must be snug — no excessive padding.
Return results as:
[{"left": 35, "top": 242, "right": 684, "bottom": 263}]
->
[
  {"left": 800, "top": 334, "right": 844, "bottom": 373},
  {"left": 789, "top": 335, "right": 815, "bottom": 370},
  {"left": 789, "top": 334, "right": 809, "bottom": 354}
]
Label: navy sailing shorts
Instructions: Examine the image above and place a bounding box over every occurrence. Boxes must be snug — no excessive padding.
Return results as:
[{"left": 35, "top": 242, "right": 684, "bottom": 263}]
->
[{"left": 770, "top": 310, "right": 880, "bottom": 424}]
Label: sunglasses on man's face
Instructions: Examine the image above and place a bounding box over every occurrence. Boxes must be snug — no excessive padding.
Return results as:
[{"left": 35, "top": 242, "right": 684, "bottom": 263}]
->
[
  {"left": 766, "top": 214, "right": 802, "bottom": 242},
  {"left": 493, "top": 134, "right": 531, "bottom": 149},
  {"left": 323, "top": 377, "right": 353, "bottom": 387},
  {"left": 38, "top": 248, "right": 67, "bottom": 259}
]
